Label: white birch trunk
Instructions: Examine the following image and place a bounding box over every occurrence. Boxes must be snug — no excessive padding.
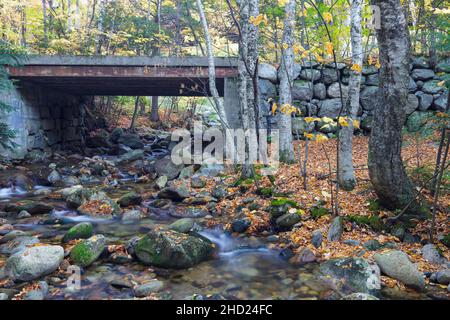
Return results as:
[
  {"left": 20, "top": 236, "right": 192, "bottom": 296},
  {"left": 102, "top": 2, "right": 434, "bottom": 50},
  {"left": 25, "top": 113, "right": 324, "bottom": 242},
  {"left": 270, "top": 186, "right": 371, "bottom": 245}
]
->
[
  {"left": 278, "top": 0, "right": 295, "bottom": 163},
  {"left": 338, "top": 0, "right": 363, "bottom": 191}
]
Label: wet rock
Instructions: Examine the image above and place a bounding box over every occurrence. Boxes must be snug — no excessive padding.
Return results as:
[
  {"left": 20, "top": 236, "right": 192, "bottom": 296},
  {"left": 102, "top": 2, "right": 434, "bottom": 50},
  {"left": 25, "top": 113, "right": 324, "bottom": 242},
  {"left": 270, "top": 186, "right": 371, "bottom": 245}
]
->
[
  {"left": 23, "top": 281, "right": 48, "bottom": 300},
  {"left": 169, "top": 218, "right": 195, "bottom": 233},
  {"left": 0, "top": 236, "right": 39, "bottom": 255},
  {"left": 327, "top": 217, "right": 343, "bottom": 242},
  {"left": 158, "top": 185, "right": 190, "bottom": 201},
  {"left": 67, "top": 188, "right": 120, "bottom": 218},
  {"left": 319, "top": 257, "right": 381, "bottom": 294},
  {"left": 47, "top": 169, "right": 62, "bottom": 185},
  {"left": 5, "top": 200, "right": 53, "bottom": 215},
  {"left": 341, "top": 293, "right": 379, "bottom": 300},
  {"left": 276, "top": 212, "right": 301, "bottom": 228},
  {"left": 134, "top": 280, "right": 164, "bottom": 297},
  {"left": 62, "top": 222, "right": 94, "bottom": 243},
  {"left": 134, "top": 230, "right": 214, "bottom": 269},
  {"left": 231, "top": 218, "right": 251, "bottom": 233},
  {"left": 289, "top": 247, "right": 316, "bottom": 266},
  {"left": 117, "top": 149, "right": 144, "bottom": 163},
  {"left": 154, "top": 156, "right": 184, "bottom": 180},
  {"left": 190, "top": 176, "right": 206, "bottom": 188},
  {"left": 122, "top": 209, "right": 142, "bottom": 222},
  {"left": 172, "top": 207, "right": 208, "bottom": 219},
  {"left": 17, "top": 210, "right": 31, "bottom": 219},
  {"left": 422, "top": 244, "right": 446, "bottom": 265},
  {"left": 155, "top": 175, "right": 168, "bottom": 189},
  {"left": 374, "top": 250, "right": 425, "bottom": 290},
  {"left": 117, "top": 133, "right": 144, "bottom": 149},
  {"left": 55, "top": 185, "right": 83, "bottom": 199},
  {"left": 118, "top": 191, "right": 142, "bottom": 207},
  {"left": 70, "top": 235, "right": 106, "bottom": 267},
  {"left": 279, "top": 248, "right": 295, "bottom": 261},
  {"left": 6, "top": 245, "right": 64, "bottom": 282},
  {"left": 311, "top": 230, "right": 323, "bottom": 248}
]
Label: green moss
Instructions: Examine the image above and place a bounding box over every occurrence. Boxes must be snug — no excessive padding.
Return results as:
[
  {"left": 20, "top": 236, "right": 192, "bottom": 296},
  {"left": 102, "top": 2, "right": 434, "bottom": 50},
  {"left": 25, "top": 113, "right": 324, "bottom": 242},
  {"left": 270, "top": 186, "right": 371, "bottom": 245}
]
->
[
  {"left": 367, "top": 199, "right": 380, "bottom": 212},
  {"left": 257, "top": 187, "right": 273, "bottom": 197},
  {"left": 70, "top": 242, "right": 94, "bottom": 267},
  {"left": 346, "top": 215, "right": 384, "bottom": 232},
  {"left": 63, "top": 222, "right": 93, "bottom": 243},
  {"left": 270, "top": 198, "right": 298, "bottom": 208},
  {"left": 310, "top": 205, "right": 330, "bottom": 219}
]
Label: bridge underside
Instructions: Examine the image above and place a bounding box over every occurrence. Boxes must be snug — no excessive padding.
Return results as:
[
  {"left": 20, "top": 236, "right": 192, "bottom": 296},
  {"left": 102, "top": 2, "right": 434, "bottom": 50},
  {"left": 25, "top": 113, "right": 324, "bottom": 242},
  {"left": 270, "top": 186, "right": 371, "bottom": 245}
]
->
[{"left": 8, "top": 56, "right": 238, "bottom": 97}]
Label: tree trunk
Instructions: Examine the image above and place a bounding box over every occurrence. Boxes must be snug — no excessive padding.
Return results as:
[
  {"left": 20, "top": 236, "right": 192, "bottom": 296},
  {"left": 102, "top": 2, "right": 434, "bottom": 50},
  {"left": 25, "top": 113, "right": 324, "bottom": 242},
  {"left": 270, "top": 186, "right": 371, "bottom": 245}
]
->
[
  {"left": 67, "top": 0, "right": 72, "bottom": 31},
  {"left": 150, "top": 0, "right": 161, "bottom": 121},
  {"left": 130, "top": 96, "right": 140, "bottom": 130},
  {"left": 42, "top": 0, "right": 48, "bottom": 47},
  {"left": 278, "top": 0, "right": 295, "bottom": 163},
  {"left": 338, "top": 0, "right": 363, "bottom": 191},
  {"left": 368, "top": 0, "right": 420, "bottom": 215},
  {"left": 150, "top": 96, "right": 160, "bottom": 121},
  {"left": 20, "top": 5, "right": 27, "bottom": 47}
]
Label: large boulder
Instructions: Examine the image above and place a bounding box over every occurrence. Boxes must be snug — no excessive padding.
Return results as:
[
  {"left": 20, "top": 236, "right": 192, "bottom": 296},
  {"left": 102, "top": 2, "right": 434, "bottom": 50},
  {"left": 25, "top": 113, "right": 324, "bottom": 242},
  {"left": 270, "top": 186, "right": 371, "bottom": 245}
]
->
[
  {"left": 67, "top": 188, "right": 120, "bottom": 218},
  {"left": 319, "top": 257, "right": 381, "bottom": 294},
  {"left": 422, "top": 244, "right": 446, "bottom": 265},
  {"left": 134, "top": 230, "right": 215, "bottom": 269},
  {"left": 406, "top": 111, "right": 433, "bottom": 133},
  {"left": 70, "top": 235, "right": 106, "bottom": 267},
  {"left": 411, "top": 68, "right": 435, "bottom": 81},
  {"left": 157, "top": 185, "right": 190, "bottom": 201},
  {"left": 405, "top": 94, "right": 419, "bottom": 115},
  {"left": 118, "top": 191, "right": 142, "bottom": 207},
  {"left": 5, "top": 201, "right": 53, "bottom": 215},
  {"left": 415, "top": 91, "right": 434, "bottom": 111},
  {"left": 6, "top": 245, "right": 64, "bottom": 281},
  {"left": 313, "top": 83, "right": 327, "bottom": 100},
  {"left": 411, "top": 56, "right": 430, "bottom": 69},
  {"left": 327, "top": 216, "right": 343, "bottom": 242},
  {"left": 86, "top": 130, "right": 111, "bottom": 148},
  {"left": 292, "top": 81, "right": 313, "bottom": 101},
  {"left": 433, "top": 93, "right": 448, "bottom": 111},
  {"left": 258, "top": 63, "right": 278, "bottom": 83},
  {"left": 322, "top": 68, "right": 339, "bottom": 85},
  {"left": 318, "top": 99, "right": 343, "bottom": 118},
  {"left": 374, "top": 250, "right": 425, "bottom": 290},
  {"left": 327, "top": 82, "right": 349, "bottom": 99},
  {"left": 154, "top": 156, "right": 184, "bottom": 180},
  {"left": 360, "top": 86, "right": 380, "bottom": 111},
  {"left": 300, "top": 69, "right": 321, "bottom": 82},
  {"left": 365, "top": 74, "right": 380, "bottom": 86},
  {"left": 62, "top": 222, "right": 94, "bottom": 243},
  {"left": 422, "top": 80, "right": 445, "bottom": 95},
  {"left": 117, "top": 133, "right": 144, "bottom": 149}
]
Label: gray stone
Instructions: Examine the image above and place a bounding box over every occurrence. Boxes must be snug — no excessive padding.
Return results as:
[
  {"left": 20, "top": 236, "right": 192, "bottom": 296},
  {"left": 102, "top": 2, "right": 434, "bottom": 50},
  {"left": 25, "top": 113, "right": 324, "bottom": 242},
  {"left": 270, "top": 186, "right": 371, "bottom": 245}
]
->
[
  {"left": 6, "top": 245, "right": 64, "bottom": 282},
  {"left": 154, "top": 156, "right": 184, "bottom": 180},
  {"left": 5, "top": 200, "right": 54, "bottom": 215},
  {"left": 135, "top": 230, "right": 214, "bottom": 269},
  {"left": 276, "top": 212, "right": 301, "bottom": 228},
  {"left": 362, "top": 65, "right": 378, "bottom": 75},
  {"left": 409, "top": 77, "right": 418, "bottom": 93},
  {"left": 319, "top": 257, "right": 381, "bottom": 294},
  {"left": 0, "top": 293, "right": 7, "bottom": 300},
  {"left": 360, "top": 86, "right": 380, "bottom": 111},
  {"left": 411, "top": 56, "right": 430, "bottom": 69},
  {"left": 292, "top": 117, "right": 315, "bottom": 134},
  {"left": 434, "top": 270, "right": 450, "bottom": 285},
  {"left": 365, "top": 74, "right": 380, "bottom": 86},
  {"left": 411, "top": 68, "right": 435, "bottom": 81},
  {"left": 415, "top": 91, "right": 434, "bottom": 111},
  {"left": 406, "top": 111, "right": 433, "bottom": 133},
  {"left": 179, "top": 165, "right": 195, "bottom": 180},
  {"left": 300, "top": 69, "right": 321, "bottom": 82},
  {"left": 158, "top": 185, "right": 190, "bottom": 201},
  {"left": 117, "top": 133, "right": 144, "bottom": 149},
  {"left": 313, "top": 83, "right": 327, "bottom": 100},
  {"left": 311, "top": 229, "right": 323, "bottom": 248},
  {"left": 0, "top": 236, "right": 40, "bottom": 255},
  {"left": 422, "top": 244, "right": 446, "bottom": 265},
  {"left": 231, "top": 218, "right": 251, "bottom": 233},
  {"left": 422, "top": 80, "right": 445, "bottom": 95},
  {"left": 322, "top": 68, "right": 339, "bottom": 85},
  {"left": 327, "top": 217, "right": 343, "bottom": 242},
  {"left": 118, "top": 191, "right": 142, "bottom": 207},
  {"left": 374, "top": 250, "right": 425, "bottom": 290},
  {"left": 169, "top": 218, "right": 195, "bottom": 233},
  {"left": 17, "top": 210, "right": 31, "bottom": 219},
  {"left": 327, "top": 82, "right": 349, "bottom": 99},
  {"left": 134, "top": 280, "right": 164, "bottom": 297},
  {"left": 155, "top": 175, "right": 168, "bottom": 189},
  {"left": 258, "top": 79, "right": 277, "bottom": 98},
  {"left": 406, "top": 94, "right": 419, "bottom": 115},
  {"left": 318, "top": 99, "right": 343, "bottom": 118},
  {"left": 62, "top": 222, "right": 94, "bottom": 243},
  {"left": 433, "top": 93, "right": 448, "bottom": 111},
  {"left": 258, "top": 63, "right": 278, "bottom": 83},
  {"left": 197, "top": 163, "right": 225, "bottom": 177},
  {"left": 292, "top": 81, "right": 313, "bottom": 101},
  {"left": 122, "top": 209, "right": 142, "bottom": 221}
]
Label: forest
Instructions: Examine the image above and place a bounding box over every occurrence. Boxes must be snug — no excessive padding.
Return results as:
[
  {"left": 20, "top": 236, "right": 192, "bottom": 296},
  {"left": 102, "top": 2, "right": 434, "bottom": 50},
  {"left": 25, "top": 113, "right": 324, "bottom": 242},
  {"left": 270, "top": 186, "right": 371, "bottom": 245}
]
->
[{"left": 0, "top": 0, "right": 449, "bottom": 302}]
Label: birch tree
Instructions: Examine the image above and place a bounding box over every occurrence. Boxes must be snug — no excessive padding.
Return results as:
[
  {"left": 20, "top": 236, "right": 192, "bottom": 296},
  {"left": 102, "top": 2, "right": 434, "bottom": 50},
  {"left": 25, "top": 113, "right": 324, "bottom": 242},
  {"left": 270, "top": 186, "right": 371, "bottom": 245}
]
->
[
  {"left": 278, "top": 0, "right": 295, "bottom": 163},
  {"left": 368, "top": 0, "right": 420, "bottom": 214},
  {"left": 337, "top": 0, "right": 363, "bottom": 191}
]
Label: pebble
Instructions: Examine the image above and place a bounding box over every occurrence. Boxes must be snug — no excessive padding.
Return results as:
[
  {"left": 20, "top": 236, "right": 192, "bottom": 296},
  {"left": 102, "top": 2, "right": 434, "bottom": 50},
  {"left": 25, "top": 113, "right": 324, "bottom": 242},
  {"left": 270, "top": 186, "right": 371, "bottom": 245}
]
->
[
  {"left": 0, "top": 293, "right": 8, "bottom": 300},
  {"left": 134, "top": 280, "right": 164, "bottom": 297}
]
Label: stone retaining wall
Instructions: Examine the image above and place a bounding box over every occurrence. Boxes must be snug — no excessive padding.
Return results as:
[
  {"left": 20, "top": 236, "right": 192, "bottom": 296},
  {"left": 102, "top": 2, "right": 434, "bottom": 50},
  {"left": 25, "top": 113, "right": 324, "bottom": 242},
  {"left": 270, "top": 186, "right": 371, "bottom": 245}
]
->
[{"left": 257, "top": 56, "right": 449, "bottom": 136}]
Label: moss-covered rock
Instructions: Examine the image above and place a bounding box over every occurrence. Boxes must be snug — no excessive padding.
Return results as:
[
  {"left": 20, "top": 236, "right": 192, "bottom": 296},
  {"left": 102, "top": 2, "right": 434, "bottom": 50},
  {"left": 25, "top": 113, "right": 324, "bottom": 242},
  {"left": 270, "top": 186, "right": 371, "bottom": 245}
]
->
[
  {"left": 134, "top": 230, "right": 214, "bottom": 269},
  {"left": 310, "top": 204, "right": 330, "bottom": 219},
  {"left": 270, "top": 198, "right": 298, "bottom": 219},
  {"left": 5, "top": 201, "right": 53, "bottom": 215},
  {"left": 346, "top": 215, "right": 384, "bottom": 232},
  {"left": 441, "top": 233, "right": 450, "bottom": 248},
  {"left": 70, "top": 235, "right": 106, "bottom": 267},
  {"left": 118, "top": 191, "right": 142, "bottom": 207},
  {"left": 62, "top": 222, "right": 94, "bottom": 243}
]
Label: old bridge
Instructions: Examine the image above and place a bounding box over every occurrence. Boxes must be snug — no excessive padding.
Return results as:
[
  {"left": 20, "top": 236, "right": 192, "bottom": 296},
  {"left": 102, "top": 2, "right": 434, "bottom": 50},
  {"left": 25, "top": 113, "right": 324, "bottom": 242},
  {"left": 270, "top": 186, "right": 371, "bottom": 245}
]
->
[{"left": 2, "top": 55, "right": 241, "bottom": 158}]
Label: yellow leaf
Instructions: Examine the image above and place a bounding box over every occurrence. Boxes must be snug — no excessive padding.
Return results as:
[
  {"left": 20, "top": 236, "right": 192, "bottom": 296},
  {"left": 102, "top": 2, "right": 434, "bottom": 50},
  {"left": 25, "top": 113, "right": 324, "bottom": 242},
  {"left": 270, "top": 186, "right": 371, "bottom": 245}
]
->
[
  {"left": 305, "top": 133, "right": 314, "bottom": 139},
  {"left": 353, "top": 120, "right": 360, "bottom": 129},
  {"left": 271, "top": 103, "right": 278, "bottom": 115},
  {"left": 315, "top": 134, "right": 329, "bottom": 143},
  {"left": 338, "top": 116, "right": 349, "bottom": 127},
  {"left": 304, "top": 117, "right": 317, "bottom": 123},
  {"left": 321, "top": 117, "right": 334, "bottom": 123},
  {"left": 351, "top": 63, "right": 362, "bottom": 74},
  {"left": 325, "top": 42, "right": 334, "bottom": 55},
  {"left": 323, "top": 12, "right": 333, "bottom": 23},
  {"left": 375, "top": 60, "right": 381, "bottom": 69},
  {"left": 282, "top": 43, "right": 289, "bottom": 50},
  {"left": 437, "top": 80, "right": 445, "bottom": 87}
]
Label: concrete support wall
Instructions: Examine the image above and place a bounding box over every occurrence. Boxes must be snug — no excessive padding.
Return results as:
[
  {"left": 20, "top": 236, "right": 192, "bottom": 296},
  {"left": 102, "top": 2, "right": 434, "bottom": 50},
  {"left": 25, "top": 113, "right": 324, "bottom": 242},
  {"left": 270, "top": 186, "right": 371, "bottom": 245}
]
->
[
  {"left": 224, "top": 77, "right": 241, "bottom": 129},
  {"left": 0, "top": 84, "right": 85, "bottom": 159}
]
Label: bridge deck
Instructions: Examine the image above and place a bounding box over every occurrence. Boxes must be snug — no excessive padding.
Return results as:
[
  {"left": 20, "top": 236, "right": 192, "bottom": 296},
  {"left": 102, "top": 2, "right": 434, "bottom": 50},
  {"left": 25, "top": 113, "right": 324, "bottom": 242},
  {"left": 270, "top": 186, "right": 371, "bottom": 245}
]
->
[{"left": 8, "top": 55, "right": 239, "bottom": 96}]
